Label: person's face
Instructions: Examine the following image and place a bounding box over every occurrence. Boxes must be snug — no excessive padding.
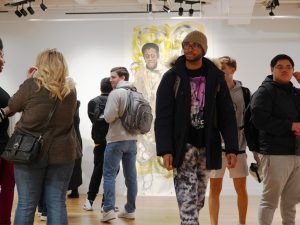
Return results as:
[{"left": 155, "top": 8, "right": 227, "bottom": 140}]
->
[
  {"left": 182, "top": 42, "right": 203, "bottom": 63},
  {"left": 271, "top": 59, "right": 294, "bottom": 84},
  {"left": 110, "top": 71, "right": 125, "bottom": 89},
  {"left": 221, "top": 63, "right": 236, "bottom": 80},
  {"left": 0, "top": 50, "right": 5, "bottom": 73},
  {"left": 143, "top": 48, "right": 158, "bottom": 70}
]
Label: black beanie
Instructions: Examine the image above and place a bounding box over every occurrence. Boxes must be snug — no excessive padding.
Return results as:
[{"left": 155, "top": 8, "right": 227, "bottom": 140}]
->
[{"left": 100, "top": 77, "right": 112, "bottom": 94}]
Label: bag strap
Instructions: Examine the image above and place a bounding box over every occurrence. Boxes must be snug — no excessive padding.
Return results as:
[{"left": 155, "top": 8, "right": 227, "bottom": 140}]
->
[{"left": 40, "top": 99, "right": 59, "bottom": 136}]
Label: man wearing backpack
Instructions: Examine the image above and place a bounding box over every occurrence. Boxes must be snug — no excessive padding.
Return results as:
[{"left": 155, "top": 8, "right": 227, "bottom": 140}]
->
[
  {"left": 251, "top": 54, "right": 300, "bottom": 225},
  {"left": 101, "top": 67, "right": 138, "bottom": 222},
  {"left": 209, "top": 56, "right": 250, "bottom": 225},
  {"left": 83, "top": 77, "right": 114, "bottom": 212},
  {"left": 155, "top": 30, "right": 239, "bottom": 225}
]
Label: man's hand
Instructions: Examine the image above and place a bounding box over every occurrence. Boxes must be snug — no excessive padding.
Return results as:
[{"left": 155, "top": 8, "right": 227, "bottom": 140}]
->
[
  {"left": 292, "top": 122, "right": 300, "bottom": 132},
  {"left": 293, "top": 71, "right": 300, "bottom": 84},
  {"left": 253, "top": 151, "right": 261, "bottom": 166},
  {"left": 163, "top": 154, "right": 173, "bottom": 171},
  {"left": 226, "top": 153, "right": 237, "bottom": 169},
  {"left": 0, "top": 108, "right": 6, "bottom": 123}
]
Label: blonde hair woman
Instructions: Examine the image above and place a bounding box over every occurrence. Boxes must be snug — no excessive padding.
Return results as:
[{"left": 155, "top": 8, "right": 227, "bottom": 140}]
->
[{"left": 1, "top": 49, "right": 81, "bottom": 225}]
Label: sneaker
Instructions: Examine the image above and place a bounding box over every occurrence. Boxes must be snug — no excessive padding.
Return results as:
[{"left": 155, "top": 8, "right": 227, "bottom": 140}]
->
[
  {"left": 101, "top": 210, "right": 116, "bottom": 222},
  {"left": 83, "top": 199, "right": 93, "bottom": 211},
  {"left": 101, "top": 206, "right": 119, "bottom": 213},
  {"left": 40, "top": 212, "right": 47, "bottom": 221},
  {"left": 68, "top": 189, "right": 79, "bottom": 198},
  {"left": 118, "top": 209, "right": 135, "bottom": 220}
]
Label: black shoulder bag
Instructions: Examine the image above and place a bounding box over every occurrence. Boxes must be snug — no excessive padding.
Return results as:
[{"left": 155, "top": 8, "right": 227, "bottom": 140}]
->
[{"left": 1, "top": 100, "right": 58, "bottom": 164}]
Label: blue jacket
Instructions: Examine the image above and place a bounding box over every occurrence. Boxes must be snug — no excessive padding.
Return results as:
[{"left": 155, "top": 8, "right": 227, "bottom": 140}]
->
[{"left": 155, "top": 56, "right": 238, "bottom": 169}]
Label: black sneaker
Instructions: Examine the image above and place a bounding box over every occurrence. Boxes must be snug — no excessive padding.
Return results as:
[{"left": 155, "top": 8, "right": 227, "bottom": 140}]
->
[{"left": 68, "top": 189, "right": 79, "bottom": 198}]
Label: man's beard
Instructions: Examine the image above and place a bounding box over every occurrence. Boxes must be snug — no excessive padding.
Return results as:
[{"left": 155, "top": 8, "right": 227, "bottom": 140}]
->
[{"left": 186, "top": 53, "right": 203, "bottom": 63}]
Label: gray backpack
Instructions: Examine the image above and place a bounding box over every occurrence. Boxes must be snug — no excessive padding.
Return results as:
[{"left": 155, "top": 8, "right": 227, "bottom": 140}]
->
[{"left": 120, "top": 87, "right": 153, "bottom": 135}]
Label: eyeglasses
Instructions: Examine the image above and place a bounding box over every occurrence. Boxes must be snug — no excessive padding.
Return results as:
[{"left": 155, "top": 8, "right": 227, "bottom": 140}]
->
[
  {"left": 274, "top": 65, "right": 293, "bottom": 70},
  {"left": 182, "top": 42, "right": 201, "bottom": 50}
]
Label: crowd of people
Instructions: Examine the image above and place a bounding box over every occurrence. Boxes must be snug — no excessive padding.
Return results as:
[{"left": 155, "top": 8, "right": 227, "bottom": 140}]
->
[{"left": 0, "top": 29, "right": 300, "bottom": 225}]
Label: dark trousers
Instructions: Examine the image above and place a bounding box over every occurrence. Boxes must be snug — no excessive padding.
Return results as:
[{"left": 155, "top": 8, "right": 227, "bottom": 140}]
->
[
  {"left": 0, "top": 157, "right": 15, "bottom": 225},
  {"left": 87, "top": 144, "right": 106, "bottom": 202}
]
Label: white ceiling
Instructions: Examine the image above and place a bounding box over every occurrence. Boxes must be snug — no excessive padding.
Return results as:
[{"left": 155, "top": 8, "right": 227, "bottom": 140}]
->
[{"left": 0, "top": 0, "right": 300, "bottom": 24}]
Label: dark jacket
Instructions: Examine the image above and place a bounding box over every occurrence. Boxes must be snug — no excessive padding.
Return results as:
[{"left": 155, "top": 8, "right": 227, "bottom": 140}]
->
[
  {"left": 68, "top": 100, "right": 83, "bottom": 190},
  {"left": 155, "top": 56, "right": 238, "bottom": 170},
  {"left": 251, "top": 75, "right": 300, "bottom": 155},
  {"left": 0, "top": 87, "right": 10, "bottom": 154},
  {"left": 88, "top": 94, "right": 109, "bottom": 144}
]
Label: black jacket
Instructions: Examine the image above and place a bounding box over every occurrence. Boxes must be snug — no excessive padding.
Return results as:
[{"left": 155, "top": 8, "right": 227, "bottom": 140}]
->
[
  {"left": 88, "top": 94, "right": 109, "bottom": 144},
  {"left": 155, "top": 56, "right": 238, "bottom": 169},
  {"left": 251, "top": 75, "right": 300, "bottom": 155}
]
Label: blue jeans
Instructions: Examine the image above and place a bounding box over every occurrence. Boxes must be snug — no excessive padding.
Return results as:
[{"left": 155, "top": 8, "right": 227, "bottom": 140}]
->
[
  {"left": 103, "top": 140, "right": 137, "bottom": 213},
  {"left": 13, "top": 161, "right": 74, "bottom": 225}
]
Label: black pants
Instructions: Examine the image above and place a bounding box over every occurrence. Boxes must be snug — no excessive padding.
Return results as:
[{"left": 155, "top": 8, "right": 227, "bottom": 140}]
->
[{"left": 87, "top": 144, "right": 106, "bottom": 203}]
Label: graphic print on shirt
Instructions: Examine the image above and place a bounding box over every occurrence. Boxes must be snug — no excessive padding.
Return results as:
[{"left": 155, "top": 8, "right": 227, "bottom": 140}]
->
[{"left": 190, "top": 76, "right": 206, "bottom": 129}]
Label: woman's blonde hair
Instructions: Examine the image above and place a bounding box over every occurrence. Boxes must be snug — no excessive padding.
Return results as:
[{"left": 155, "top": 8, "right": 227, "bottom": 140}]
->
[{"left": 35, "top": 48, "right": 74, "bottom": 100}]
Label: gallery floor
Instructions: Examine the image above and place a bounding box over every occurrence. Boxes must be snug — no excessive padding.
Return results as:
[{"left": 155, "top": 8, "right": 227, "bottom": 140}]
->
[{"left": 10, "top": 194, "right": 300, "bottom": 225}]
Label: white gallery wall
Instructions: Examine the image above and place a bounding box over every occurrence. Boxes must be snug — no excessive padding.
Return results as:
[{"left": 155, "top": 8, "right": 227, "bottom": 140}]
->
[{"left": 0, "top": 17, "right": 300, "bottom": 196}]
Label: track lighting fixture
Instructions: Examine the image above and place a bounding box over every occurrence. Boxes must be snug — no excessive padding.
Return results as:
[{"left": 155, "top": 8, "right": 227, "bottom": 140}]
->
[
  {"left": 163, "top": 0, "right": 170, "bottom": 13},
  {"left": 27, "top": 2, "right": 34, "bottom": 15},
  {"left": 147, "top": 0, "right": 152, "bottom": 13},
  {"left": 269, "top": 8, "right": 275, "bottom": 16},
  {"left": 178, "top": 3, "right": 183, "bottom": 16},
  {"left": 15, "top": 5, "right": 22, "bottom": 18},
  {"left": 20, "top": 5, "right": 28, "bottom": 16},
  {"left": 189, "top": 5, "right": 194, "bottom": 16},
  {"left": 40, "top": 0, "right": 47, "bottom": 11}
]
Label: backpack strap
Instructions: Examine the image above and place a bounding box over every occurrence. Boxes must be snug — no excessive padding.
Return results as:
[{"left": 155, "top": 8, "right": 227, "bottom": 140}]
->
[{"left": 241, "top": 87, "right": 251, "bottom": 108}]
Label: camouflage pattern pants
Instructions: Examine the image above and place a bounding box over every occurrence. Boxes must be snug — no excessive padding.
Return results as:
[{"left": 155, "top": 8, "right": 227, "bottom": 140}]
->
[{"left": 174, "top": 145, "right": 210, "bottom": 225}]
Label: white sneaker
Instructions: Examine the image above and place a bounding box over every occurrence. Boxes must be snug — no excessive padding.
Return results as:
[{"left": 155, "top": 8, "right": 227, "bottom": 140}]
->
[
  {"left": 101, "top": 206, "right": 119, "bottom": 213},
  {"left": 101, "top": 210, "right": 116, "bottom": 222},
  {"left": 83, "top": 199, "right": 93, "bottom": 211},
  {"left": 118, "top": 209, "right": 135, "bottom": 220},
  {"left": 40, "top": 212, "right": 47, "bottom": 221}
]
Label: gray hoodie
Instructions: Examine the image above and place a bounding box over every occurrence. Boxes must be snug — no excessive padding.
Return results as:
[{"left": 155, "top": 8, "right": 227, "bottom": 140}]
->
[
  {"left": 229, "top": 80, "right": 247, "bottom": 152},
  {"left": 221, "top": 80, "right": 247, "bottom": 152},
  {"left": 104, "top": 80, "right": 137, "bottom": 143}
]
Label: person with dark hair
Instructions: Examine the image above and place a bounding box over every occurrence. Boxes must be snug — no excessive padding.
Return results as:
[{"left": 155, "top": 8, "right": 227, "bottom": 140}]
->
[
  {"left": 0, "top": 38, "right": 15, "bottom": 225},
  {"left": 101, "top": 67, "right": 138, "bottom": 222},
  {"left": 251, "top": 54, "right": 300, "bottom": 225},
  {"left": 209, "top": 56, "right": 250, "bottom": 225},
  {"left": 83, "top": 77, "right": 115, "bottom": 211},
  {"left": 155, "top": 30, "right": 238, "bottom": 225}
]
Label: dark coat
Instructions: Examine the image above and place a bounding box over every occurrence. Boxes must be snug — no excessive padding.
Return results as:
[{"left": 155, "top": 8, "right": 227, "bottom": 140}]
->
[
  {"left": 68, "top": 100, "right": 82, "bottom": 190},
  {"left": 155, "top": 56, "right": 239, "bottom": 170},
  {"left": 0, "top": 87, "right": 10, "bottom": 154},
  {"left": 251, "top": 75, "right": 300, "bottom": 155}
]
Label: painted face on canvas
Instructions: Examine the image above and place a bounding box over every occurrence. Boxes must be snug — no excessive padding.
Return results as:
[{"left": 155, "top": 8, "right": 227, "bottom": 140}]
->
[{"left": 144, "top": 48, "right": 159, "bottom": 70}]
